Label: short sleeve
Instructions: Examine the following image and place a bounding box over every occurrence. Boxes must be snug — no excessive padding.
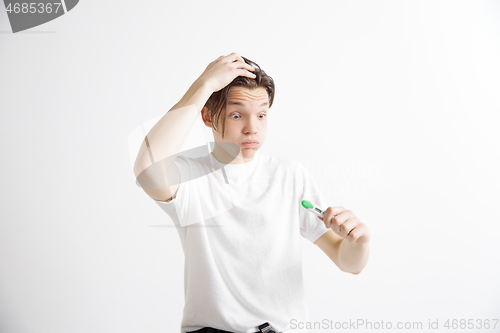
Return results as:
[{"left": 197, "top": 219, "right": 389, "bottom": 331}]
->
[
  {"left": 152, "top": 156, "right": 189, "bottom": 228},
  {"left": 297, "top": 163, "right": 330, "bottom": 244},
  {"left": 151, "top": 154, "right": 226, "bottom": 228}
]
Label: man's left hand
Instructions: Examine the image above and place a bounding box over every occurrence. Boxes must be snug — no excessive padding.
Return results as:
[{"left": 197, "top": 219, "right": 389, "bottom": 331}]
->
[{"left": 319, "top": 206, "right": 371, "bottom": 245}]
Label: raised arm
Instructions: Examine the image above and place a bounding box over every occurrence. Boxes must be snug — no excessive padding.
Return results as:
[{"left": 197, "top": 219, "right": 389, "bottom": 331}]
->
[{"left": 133, "top": 53, "right": 256, "bottom": 201}]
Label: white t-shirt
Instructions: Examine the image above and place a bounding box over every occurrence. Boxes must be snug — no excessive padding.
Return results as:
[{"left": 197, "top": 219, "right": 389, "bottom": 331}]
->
[{"left": 152, "top": 150, "right": 330, "bottom": 333}]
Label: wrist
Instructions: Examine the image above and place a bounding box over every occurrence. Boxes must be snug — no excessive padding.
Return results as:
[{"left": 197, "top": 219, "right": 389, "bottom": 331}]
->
[
  {"left": 193, "top": 77, "right": 214, "bottom": 95},
  {"left": 175, "top": 79, "right": 214, "bottom": 113}
]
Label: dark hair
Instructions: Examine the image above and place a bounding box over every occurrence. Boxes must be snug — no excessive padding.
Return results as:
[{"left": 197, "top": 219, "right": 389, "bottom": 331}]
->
[{"left": 204, "top": 56, "right": 275, "bottom": 139}]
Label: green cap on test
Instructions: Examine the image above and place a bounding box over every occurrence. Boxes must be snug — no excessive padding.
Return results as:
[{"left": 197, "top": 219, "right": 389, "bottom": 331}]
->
[{"left": 301, "top": 200, "right": 313, "bottom": 209}]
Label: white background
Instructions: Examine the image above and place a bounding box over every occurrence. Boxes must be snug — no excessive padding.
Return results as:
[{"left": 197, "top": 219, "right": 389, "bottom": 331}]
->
[{"left": 1, "top": 1, "right": 499, "bottom": 332}]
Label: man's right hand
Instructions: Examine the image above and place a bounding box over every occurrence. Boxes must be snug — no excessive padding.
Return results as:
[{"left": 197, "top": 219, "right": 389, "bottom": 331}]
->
[{"left": 197, "top": 52, "right": 256, "bottom": 93}]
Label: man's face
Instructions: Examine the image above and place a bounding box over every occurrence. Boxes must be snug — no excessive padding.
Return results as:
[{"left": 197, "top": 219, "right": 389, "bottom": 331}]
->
[{"left": 203, "top": 86, "right": 269, "bottom": 163}]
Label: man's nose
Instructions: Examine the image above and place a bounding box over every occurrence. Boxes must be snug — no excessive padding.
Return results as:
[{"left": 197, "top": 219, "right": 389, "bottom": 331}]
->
[{"left": 244, "top": 118, "right": 259, "bottom": 133}]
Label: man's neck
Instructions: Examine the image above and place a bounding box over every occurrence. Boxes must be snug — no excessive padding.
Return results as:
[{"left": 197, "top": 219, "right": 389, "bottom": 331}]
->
[{"left": 211, "top": 147, "right": 253, "bottom": 165}]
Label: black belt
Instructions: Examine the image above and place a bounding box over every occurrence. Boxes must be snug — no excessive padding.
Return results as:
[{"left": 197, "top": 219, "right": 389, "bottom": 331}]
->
[{"left": 187, "top": 322, "right": 277, "bottom": 333}]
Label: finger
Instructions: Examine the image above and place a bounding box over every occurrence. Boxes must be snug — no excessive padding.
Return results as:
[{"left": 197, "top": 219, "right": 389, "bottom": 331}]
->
[
  {"left": 322, "top": 209, "right": 333, "bottom": 228},
  {"left": 243, "top": 63, "right": 256, "bottom": 71},
  {"left": 345, "top": 226, "right": 359, "bottom": 243},
  {"left": 227, "top": 52, "right": 240, "bottom": 62},
  {"left": 352, "top": 225, "right": 370, "bottom": 244},
  {"left": 327, "top": 206, "right": 347, "bottom": 229},
  {"left": 339, "top": 218, "right": 359, "bottom": 239},
  {"left": 221, "top": 53, "right": 240, "bottom": 65},
  {"left": 330, "top": 209, "right": 353, "bottom": 232},
  {"left": 329, "top": 206, "right": 347, "bottom": 216},
  {"left": 322, "top": 207, "right": 339, "bottom": 229},
  {"left": 346, "top": 224, "right": 366, "bottom": 243},
  {"left": 236, "top": 68, "right": 256, "bottom": 79},
  {"left": 231, "top": 57, "right": 255, "bottom": 73},
  {"left": 233, "top": 53, "right": 248, "bottom": 66}
]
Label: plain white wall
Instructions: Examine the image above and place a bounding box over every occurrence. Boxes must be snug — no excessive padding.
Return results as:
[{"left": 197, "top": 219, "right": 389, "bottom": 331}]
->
[{"left": 1, "top": 1, "right": 499, "bottom": 332}]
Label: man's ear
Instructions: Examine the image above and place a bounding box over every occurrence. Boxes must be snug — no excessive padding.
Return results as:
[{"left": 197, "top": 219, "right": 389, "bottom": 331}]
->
[{"left": 201, "top": 106, "right": 212, "bottom": 128}]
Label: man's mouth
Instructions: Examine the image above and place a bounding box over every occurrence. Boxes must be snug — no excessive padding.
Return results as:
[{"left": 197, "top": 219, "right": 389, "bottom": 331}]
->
[{"left": 241, "top": 141, "right": 258, "bottom": 146}]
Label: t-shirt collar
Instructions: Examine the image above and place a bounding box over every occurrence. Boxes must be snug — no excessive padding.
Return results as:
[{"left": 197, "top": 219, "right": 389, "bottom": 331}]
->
[{"left": 207, "top": 150, "right": 260, "bottom": 181}]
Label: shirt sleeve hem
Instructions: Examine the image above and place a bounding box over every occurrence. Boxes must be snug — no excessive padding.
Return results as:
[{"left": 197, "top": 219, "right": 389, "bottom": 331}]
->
[{"left": 309, "top": 227, "right": 330, "bottom": 244}]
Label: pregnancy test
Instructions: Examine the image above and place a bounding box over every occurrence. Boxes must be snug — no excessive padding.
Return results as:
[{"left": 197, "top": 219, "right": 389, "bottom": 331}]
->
[{"left": 301, "top": 200, "right": 324, "bottom": 218}]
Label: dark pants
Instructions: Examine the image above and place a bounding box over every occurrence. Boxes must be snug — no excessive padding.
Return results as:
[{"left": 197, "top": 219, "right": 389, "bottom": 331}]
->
[
  {"left": 187, "top": 327, "right": 276, "bottom": 333},
  {"left": 187, "top": 328, "right": 235, "bottom": 333}
]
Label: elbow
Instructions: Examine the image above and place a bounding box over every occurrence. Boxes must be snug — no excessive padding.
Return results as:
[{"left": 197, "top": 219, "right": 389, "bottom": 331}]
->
[
  {"left": 132, "top": 159, "right": 140, "bottom": 178},
  {"left": 133, "top": 158, "right": 151, "bottom": 180}
]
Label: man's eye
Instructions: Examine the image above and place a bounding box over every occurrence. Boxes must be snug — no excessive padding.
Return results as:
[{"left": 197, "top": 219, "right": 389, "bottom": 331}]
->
[{"left": 230, "top": 114, "right": 266, "bottom": 119}]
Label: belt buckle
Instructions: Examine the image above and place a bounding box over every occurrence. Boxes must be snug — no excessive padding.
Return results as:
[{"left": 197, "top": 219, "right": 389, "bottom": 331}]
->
[{"left": 258, "top": 322, "right": 276, "bottom": 333}]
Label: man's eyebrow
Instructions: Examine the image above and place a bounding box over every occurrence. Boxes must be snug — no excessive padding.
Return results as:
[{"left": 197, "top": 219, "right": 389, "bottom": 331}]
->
[{"left": 227, "top": 101, "right": 268, "bottom": 107}]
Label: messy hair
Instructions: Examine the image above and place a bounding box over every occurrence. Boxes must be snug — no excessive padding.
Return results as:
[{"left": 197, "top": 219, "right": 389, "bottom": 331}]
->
[{"left": 204, "top": 56, "right": 275, "bottom": 139}]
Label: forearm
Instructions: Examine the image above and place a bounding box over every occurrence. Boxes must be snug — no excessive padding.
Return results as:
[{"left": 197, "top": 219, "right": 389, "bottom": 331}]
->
[
  {"left": 133, "top": 79, "right": 213, "bottom": 177},
  {"left": 338, "top": 240, "right": 370, "bottom": 274}
]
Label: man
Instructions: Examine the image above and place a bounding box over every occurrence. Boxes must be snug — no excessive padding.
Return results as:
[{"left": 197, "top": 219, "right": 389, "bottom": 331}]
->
[{"left": 133, "top": 52, "right": 371, "bottom": 333}]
